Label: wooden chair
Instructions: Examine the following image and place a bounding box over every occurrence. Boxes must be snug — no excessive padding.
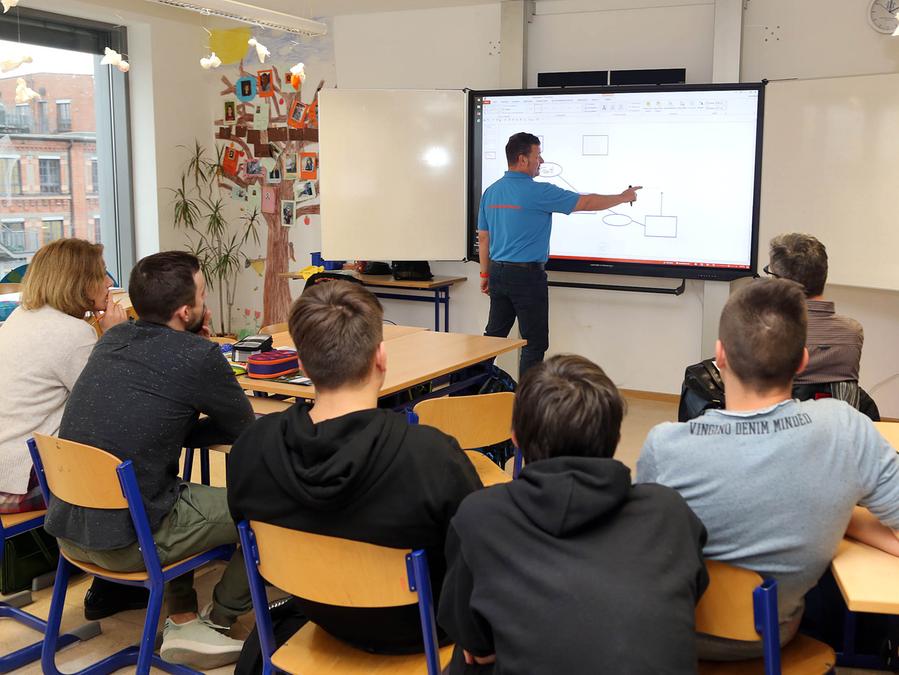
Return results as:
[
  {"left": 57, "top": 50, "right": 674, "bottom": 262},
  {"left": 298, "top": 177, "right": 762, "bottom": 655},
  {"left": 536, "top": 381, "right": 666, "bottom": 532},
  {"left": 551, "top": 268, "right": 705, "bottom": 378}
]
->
[
  {"left": 27, "top": 433, "right": 235, "bottom": 675},
  {"left": 0, "top": 509, "right": 100, "bottom": 672},
  {"left": 261, "top": 322, "right": 287, "bottom": 335},
  {"left": 238, "top": 520, "right": 453, "bottom": 675},
  {"left": 696, "top": 560, "right": 836, "bottom": 675},
  {"left": 412, "top": 392, "right": 521, "bottom": 480}
]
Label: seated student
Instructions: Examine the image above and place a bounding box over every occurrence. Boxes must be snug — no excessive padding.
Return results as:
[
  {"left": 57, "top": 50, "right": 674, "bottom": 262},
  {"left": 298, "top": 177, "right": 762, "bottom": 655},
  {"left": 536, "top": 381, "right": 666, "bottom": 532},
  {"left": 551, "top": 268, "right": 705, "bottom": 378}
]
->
[
  {"left": 637, "top": 278, "right": 899, "bottom": 660},
  {"left": 227, "top": 280, "right": 482, "bottom": 654},
  {"left": 44, "top": 251, "right": 256, "bottom": 669},
  {"left": 766, "top": 233, "right": 863, "bottom": 388},
  {"left": 438, "top": 354, "right": 709, "bottom": 674},
  {"left": 0, "top": 238, "right": 126, "bottom": 514}
]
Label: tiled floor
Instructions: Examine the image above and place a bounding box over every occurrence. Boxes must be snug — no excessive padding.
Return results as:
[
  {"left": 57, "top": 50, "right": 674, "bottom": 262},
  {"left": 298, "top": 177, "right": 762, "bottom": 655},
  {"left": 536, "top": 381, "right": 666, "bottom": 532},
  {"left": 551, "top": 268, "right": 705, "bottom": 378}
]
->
[{"left": 0, "top": 397, "right": 884, "bottom": 673}]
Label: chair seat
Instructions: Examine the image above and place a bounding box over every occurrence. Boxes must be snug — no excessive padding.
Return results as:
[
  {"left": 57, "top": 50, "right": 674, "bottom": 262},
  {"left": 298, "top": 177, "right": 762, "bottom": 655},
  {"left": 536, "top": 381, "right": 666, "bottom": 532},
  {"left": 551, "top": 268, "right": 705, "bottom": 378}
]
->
[
  {"left": 464, "top": 451, "right": 511, "bottom": 487},
  {"left": 0, "top": 509, "right": 46, "bottom": 530},
  {"left": 271, "top": 623, "right": 454, "bottom": 675},
  {"left": 60, "top": 549, "right": 203, "bottom": 582},
  {"left": 698, "top": 634, "right": 836, "bottom": 675}
]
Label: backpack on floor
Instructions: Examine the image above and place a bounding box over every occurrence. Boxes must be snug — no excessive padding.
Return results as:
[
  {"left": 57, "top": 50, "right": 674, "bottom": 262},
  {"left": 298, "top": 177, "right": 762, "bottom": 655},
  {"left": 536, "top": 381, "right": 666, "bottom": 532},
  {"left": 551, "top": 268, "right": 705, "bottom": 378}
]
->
[{"left": 678, "top": 358, "right": 725, "bottom": 423}]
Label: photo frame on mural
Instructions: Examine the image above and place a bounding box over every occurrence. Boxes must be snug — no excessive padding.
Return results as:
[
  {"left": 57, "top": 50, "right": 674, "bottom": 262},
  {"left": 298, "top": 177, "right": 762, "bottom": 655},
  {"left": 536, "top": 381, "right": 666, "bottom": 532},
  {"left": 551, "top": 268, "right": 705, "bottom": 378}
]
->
[
  {"left": 282, "top": 200, "right": 295, "bottom": 226},
  {"left": 287, "top": 98, "right": 305, "bottom": 129},
  {"left": 267, "top": 165, "right": 282, "bottom": 184},
  {"left": 284, "top": 153, "right": 298, "bottom": 180},
  {"left": 300, "top": 152, "right": 317, "bottom": 179},
  {"left": 294, "top": 179, "right": 317, "bottom": 203},
  {"left": 235, "top": 76, "right": 256, "bottom": 102},
  {"left": 221, "top": 144, "right": 243, "bottom": 176},
  {"left": 253, "top": 100, "right": 269, "bottom": 131},
  {"left": 245, "top": 158, "right": 263, "bottom": 177},
  {"left": 224, "top": 100, "right": 237, "bottom": 125},
  {"left": 257, "top": 69, "right": 274, "bottom": 98}
]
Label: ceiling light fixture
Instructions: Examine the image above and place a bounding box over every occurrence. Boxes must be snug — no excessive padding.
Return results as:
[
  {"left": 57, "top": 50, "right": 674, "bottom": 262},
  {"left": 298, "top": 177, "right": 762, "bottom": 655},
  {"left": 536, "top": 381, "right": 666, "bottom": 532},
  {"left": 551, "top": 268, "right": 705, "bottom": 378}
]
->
[{"left": 144, "top": 0, "right": 327, "bottom": 37}]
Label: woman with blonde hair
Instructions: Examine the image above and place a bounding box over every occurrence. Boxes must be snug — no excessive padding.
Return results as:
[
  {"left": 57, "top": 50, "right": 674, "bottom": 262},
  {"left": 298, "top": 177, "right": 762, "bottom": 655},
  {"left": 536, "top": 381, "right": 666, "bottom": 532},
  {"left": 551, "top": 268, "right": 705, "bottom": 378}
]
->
[{"left": 0, "top": 238, "right": 126, "bottom": 513}]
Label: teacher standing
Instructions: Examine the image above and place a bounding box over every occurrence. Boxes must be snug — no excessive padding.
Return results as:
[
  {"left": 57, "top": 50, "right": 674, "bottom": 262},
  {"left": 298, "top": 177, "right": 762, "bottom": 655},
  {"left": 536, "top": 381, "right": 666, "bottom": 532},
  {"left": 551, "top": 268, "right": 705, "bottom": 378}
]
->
[{"left": 479, "top": 131, "right": 641, "bottom": 375}]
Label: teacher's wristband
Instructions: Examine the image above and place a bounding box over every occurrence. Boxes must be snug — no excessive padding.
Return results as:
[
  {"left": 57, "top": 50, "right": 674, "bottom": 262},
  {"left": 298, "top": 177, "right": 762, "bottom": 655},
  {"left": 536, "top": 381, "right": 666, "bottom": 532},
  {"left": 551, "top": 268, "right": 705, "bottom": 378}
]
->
[{"left": 480, "top": 272, "right": 489, "bottom": 278}]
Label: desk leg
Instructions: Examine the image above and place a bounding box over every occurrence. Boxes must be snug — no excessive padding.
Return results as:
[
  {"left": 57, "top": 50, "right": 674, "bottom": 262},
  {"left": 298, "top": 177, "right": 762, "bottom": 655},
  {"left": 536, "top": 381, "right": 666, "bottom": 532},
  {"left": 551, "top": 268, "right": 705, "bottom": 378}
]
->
[
  {"left": 443, "top": 288, "right": 449, "bottom": 332},
  {"left": 433, "top": 290, "right": 440, "bottom": 332},
  {"left": 836, "top": 609, "right": 889, "bottom": 669}
]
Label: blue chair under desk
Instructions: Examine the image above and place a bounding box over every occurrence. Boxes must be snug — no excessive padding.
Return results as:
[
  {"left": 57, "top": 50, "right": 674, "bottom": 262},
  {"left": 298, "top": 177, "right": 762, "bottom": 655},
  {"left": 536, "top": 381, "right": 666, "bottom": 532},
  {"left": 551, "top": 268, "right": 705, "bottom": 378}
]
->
[
  {"left": 28, "top": 433, "right": 235, "bottom": 675},
  {"left": 0, "top": 509, "right": 100, "bottom": 673}
]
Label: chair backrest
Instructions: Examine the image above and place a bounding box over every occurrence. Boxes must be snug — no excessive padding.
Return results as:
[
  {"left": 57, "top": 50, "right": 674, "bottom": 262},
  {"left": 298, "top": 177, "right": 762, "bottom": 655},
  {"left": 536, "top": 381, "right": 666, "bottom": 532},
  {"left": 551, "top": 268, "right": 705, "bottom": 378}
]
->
[
  {"left": 414, "top": 392, "right": 515, "bottom": 450},
  {"left": 260, "top": 322, "right": 286, "bottom": 335},
  {"left": 248, "top": 520, "right": 417, "bottom": 607},
  {"left": 29, "top": 433, "right": 126, "bottom": 509}
]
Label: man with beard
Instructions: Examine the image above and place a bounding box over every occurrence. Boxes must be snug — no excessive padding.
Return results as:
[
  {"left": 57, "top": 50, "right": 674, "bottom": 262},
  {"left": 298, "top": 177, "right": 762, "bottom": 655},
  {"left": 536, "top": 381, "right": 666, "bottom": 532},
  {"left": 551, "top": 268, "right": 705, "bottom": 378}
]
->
[{"left": 45, "top": 251, "right": 255, "bottom": 670}]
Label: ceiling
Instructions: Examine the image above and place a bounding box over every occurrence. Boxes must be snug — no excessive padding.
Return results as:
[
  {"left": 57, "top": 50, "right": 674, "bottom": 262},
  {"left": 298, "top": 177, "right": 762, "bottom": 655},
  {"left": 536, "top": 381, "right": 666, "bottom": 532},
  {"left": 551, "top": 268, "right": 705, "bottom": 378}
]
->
[{"left": 252, "top": 0, "right": 501, "bottom": 17}]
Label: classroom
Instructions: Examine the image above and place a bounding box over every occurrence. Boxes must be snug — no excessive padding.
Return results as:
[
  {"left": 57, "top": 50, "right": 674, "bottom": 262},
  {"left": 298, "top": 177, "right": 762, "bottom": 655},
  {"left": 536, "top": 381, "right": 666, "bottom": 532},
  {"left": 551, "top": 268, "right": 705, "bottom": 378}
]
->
[{"left": 3, "top": 0, "right": 899, "bottom": 673}]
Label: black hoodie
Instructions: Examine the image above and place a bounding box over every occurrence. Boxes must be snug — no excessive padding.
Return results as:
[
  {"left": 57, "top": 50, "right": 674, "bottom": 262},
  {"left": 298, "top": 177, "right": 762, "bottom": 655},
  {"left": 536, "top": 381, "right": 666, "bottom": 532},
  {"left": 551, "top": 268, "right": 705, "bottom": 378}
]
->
[
  {"left": 227, "top": 404, "right": 482, "bottom": 653},
  {"left": 438, "top": 456, "right": 708, "bottom": 674}
]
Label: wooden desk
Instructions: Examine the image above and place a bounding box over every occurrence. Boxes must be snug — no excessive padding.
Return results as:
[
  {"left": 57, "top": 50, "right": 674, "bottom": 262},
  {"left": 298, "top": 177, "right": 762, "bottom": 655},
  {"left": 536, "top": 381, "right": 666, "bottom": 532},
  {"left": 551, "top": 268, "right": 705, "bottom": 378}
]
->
[
  {"left": 267, "top": 324, "right": 427, "bottom": 350},
  {"left": 874, "top": 421, "right": 899, "bottom": 448},
  {"left": 831, "top": 538, "right": 899, "bottom": 613},
  {"left": 281, "top": 271, "right": 467, "bottom": 332},
  {"left": 238, "top": 330, "right": 525, "bottom": 400}
]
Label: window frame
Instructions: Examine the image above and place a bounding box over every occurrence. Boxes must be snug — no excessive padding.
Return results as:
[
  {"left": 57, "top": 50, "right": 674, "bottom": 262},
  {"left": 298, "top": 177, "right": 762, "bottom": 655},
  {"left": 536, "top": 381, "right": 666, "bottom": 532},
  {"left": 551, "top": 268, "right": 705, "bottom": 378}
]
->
[{"left": 38, "top": 157, "right": 62, "bottom": 194}]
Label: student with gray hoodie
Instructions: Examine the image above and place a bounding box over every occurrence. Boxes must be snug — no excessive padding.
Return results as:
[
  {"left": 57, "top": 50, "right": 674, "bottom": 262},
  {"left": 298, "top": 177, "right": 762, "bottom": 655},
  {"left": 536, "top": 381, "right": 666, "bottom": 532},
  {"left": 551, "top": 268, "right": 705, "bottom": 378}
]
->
[{"left": 438, "top": 354, "right": 709, "bottom": 674}]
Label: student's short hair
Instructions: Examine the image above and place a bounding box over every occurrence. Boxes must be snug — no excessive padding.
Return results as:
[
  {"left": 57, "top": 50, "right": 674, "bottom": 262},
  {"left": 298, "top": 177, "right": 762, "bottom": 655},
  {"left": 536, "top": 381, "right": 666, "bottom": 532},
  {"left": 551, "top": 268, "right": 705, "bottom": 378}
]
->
[
  {"left": 505, "top": 132, "right": 540, "bottom": 165},
  {"left": 21, "top": 238, "right": 106, "bottom": 318},
  {"left": 288, "top": 280, "right": 383, "bottom": 391},
  {"left": 128, "top": 251, "right": 200, "bottom": 325},
  {"left": 719, "top": 278, "right": 807, "bottom": 391},
  {"left": 512, "top": 354, "right": 624, "bottom": 464},
  {"left": 768, "top": 233, "right": 828, "bottom": 297}
]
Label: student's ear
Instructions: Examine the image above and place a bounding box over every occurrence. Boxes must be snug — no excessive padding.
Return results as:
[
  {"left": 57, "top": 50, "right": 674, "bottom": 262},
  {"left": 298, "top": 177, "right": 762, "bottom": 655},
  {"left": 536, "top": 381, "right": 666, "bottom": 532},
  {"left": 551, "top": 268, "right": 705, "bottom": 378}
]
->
[
  {"left": 795, "top": 347, "right": 810, "bottom": 375},
  {"left": 374, "top": 341, "right": 387, "bottom": 374},
  {"left": 714, "top": 339, "right": 727, "bottom": 370}
]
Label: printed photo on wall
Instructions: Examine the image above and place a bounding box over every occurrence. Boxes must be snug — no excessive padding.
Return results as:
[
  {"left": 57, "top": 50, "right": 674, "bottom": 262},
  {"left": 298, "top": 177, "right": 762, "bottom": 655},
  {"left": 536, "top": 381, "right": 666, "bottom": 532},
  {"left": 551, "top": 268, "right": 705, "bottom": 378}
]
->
[
  {"left": 257, "top": 69, "right": 274, "bottom": 98},
  {"left": 245, "top": 158, "right": 263, "bottom": 177},
  {"left": 231, "top": 185, "right": 246, "bottom": 201},
  {"left": 287, "top": 98, "right": 305, "bottom": 129},
  {"left": 224, "top": 100, "right": 237, "bottom": 125},
  {"left": 284, "top": 153, "right": 298, "bottom": 180},
  {"left": 267, "top": 166, "right": 282, "bottom": 184},
  {"left": 281, "top": 200, "right": 295, "bottom": 226},
  {"left": 221, "top": 145, "right": 243, "bottom": 176},
  {"left": 294, "top": 179, "right": 317, "bottom": 204},
  {"left": 300, "top": 152, "right": 317, "bottom": 179},
  {"left": 252, "top": 100, "right": 269, "bottom": 131},
  {"left": 235, "top": 76, "right": 256, "bottom": 102}
]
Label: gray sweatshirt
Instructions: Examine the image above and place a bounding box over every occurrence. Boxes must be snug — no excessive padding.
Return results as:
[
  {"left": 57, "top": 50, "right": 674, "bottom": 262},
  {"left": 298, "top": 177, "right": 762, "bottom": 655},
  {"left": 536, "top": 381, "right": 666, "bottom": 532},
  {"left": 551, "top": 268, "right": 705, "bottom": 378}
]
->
[{"left": 637, "top": 398, "right": 899, "bottom": 626}]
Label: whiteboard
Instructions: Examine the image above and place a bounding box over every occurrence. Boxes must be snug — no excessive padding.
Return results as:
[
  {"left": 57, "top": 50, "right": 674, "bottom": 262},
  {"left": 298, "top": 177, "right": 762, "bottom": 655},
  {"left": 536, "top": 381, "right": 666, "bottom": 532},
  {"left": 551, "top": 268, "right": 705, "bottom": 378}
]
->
[
  {"left": 319, "top": 89, "right": 468, "bottom": 261},
  {"left": 760, "top": 73, "right": 899, "bottom": 291}
]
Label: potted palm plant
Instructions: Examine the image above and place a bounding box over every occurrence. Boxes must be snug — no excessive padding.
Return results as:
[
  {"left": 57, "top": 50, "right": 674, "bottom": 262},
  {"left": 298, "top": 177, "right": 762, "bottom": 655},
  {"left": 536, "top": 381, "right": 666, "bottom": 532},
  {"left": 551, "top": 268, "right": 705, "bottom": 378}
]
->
[{"left": 171, "top": 142, "right": 260, "bottom": 336}]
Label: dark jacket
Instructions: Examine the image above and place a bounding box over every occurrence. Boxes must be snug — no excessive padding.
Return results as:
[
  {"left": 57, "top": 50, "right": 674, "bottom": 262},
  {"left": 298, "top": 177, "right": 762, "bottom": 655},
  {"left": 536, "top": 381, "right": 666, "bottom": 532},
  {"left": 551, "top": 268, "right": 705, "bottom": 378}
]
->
[
  {"left": 438, "top": 456, "right": 708, "bottom": 675},
  {"left": 227, "top": 404, "right": 482, "bottom": 653},
  {"left": 45, "top": 320, "right": 255, "bottom": 550}
]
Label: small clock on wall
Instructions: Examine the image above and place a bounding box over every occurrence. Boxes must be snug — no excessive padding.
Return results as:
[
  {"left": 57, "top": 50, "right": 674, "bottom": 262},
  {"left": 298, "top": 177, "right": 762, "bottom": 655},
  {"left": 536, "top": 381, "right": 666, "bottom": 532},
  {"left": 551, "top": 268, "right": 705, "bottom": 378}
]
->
[{"left": 869, "top": 0, "right": 899, "bottom": 34}]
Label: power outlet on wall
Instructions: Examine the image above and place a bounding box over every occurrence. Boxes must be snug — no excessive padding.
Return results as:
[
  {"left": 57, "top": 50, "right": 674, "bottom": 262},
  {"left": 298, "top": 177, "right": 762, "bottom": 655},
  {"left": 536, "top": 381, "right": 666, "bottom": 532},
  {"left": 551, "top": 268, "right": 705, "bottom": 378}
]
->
[{"left": 488, "top": 39, "right": 501, "bottom": 56}]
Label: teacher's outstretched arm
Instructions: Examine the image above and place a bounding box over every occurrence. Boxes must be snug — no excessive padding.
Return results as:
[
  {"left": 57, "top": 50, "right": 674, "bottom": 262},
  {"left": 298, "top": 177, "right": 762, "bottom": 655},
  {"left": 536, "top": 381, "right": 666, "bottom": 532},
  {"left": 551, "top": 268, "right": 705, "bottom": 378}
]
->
[
  {"left": 478, "top": 230, "right": 490, "bottom": 294},
  {"left": 574, "top": 185, "right": 642, "bottom": 212}
]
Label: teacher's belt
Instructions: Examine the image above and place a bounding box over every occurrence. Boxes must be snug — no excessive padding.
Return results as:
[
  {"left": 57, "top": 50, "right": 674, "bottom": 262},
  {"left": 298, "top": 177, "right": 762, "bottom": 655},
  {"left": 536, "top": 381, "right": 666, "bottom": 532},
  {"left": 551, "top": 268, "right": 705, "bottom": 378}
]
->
[{"left": 492, "top": 261, "right": 545, "bottom": 271}]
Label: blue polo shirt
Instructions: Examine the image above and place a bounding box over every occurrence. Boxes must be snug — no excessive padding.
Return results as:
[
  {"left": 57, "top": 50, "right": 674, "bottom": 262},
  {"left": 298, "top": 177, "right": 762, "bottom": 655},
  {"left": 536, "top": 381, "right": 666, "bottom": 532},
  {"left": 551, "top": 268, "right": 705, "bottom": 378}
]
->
[{"left": 478, "top": 171, "right": 580, "bottom": 263}]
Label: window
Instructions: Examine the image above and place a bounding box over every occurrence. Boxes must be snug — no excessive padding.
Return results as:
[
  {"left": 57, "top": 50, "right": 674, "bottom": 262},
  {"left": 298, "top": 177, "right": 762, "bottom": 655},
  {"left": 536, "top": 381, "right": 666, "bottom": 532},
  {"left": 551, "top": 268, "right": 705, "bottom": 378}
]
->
[
  {"left": 14, "top": 103, "right": 31, "bottom": 132},
  {"left": 56, "top": 100, "right": 71, "bottom": 132},
  {"left": 37, "top": 100, "right": 48, "bottom": 133},
  {"left": 39, "top": 158, "right": 61, "bottom": 193},
  {"left": 41, "top": 217, "right": 64, "bottom": 244},
  {"left": 0, "top": 8, "right": 134, "bottom": 282},
  {"left": 0, "top": 157, "right": 22, "bottom": 195}
]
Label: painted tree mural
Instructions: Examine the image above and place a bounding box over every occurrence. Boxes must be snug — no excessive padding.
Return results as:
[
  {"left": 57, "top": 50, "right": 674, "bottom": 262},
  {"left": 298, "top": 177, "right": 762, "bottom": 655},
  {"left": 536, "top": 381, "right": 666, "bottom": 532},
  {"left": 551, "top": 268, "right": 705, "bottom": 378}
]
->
[{"left": 213, "top": 62, "right": 323, "bottom": 325}]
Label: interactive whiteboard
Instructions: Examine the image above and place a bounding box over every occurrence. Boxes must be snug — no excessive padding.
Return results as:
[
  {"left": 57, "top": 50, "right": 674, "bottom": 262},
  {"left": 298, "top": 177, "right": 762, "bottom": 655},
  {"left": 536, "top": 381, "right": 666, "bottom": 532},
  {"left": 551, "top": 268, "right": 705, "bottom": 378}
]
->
[{"left": 469, "top": 84, "right": 764, "bottom": 281}]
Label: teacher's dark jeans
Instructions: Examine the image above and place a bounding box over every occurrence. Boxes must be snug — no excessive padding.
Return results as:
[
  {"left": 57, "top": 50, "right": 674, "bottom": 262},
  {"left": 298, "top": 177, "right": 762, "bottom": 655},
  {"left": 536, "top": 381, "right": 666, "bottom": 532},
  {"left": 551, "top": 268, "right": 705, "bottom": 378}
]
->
[{"left": 484, "top": 262, "right": 548, "bottom": 376}]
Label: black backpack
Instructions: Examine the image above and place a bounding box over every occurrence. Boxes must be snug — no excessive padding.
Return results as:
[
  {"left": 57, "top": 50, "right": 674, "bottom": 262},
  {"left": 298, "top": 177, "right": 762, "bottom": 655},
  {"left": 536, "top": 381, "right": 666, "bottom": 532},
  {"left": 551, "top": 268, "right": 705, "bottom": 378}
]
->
[
  {"left": 678, "top": 358, "right": 725, "bottom": 423},
  {"left": 391, "top": 261, "right": 433, "bottom": 281}
]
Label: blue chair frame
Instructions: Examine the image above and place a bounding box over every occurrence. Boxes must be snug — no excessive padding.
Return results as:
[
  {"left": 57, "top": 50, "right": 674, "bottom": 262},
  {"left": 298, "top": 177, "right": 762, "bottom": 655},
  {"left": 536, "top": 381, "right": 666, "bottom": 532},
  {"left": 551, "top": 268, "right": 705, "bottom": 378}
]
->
[
  {"left": 27, "top": 437, "right": 236, "bottom": 675},
  {"left": 0, "top": 510, "right": 100, "bottom": 673},
  {"left": 753, "top": 577, "right": 781, "bottom": 675},
  {"left": 238, "top": 520, "right": 442, "bottom": 675}
]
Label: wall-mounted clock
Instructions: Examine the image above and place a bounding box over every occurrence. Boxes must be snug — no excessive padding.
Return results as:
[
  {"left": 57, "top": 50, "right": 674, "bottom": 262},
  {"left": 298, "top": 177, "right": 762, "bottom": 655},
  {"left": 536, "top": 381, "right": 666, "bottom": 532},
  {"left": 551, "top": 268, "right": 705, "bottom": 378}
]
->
[{"left": 869, "top": 0, "right": 899, "bottom": 34}]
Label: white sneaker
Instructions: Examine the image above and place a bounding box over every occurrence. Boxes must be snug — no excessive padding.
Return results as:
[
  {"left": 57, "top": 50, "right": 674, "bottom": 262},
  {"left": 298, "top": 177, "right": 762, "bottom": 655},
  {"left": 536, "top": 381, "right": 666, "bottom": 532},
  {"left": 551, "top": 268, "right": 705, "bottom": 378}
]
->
[{"left": 160, "top": 615, "right": 244, "bottom": 669}]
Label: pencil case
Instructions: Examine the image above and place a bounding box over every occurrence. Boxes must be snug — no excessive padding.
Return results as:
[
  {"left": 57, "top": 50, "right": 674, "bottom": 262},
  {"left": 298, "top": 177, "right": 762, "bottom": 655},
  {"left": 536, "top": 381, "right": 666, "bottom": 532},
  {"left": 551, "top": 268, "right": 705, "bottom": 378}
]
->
[{"left": 247, "top": 350, "right": 300, "bottom": 379}]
